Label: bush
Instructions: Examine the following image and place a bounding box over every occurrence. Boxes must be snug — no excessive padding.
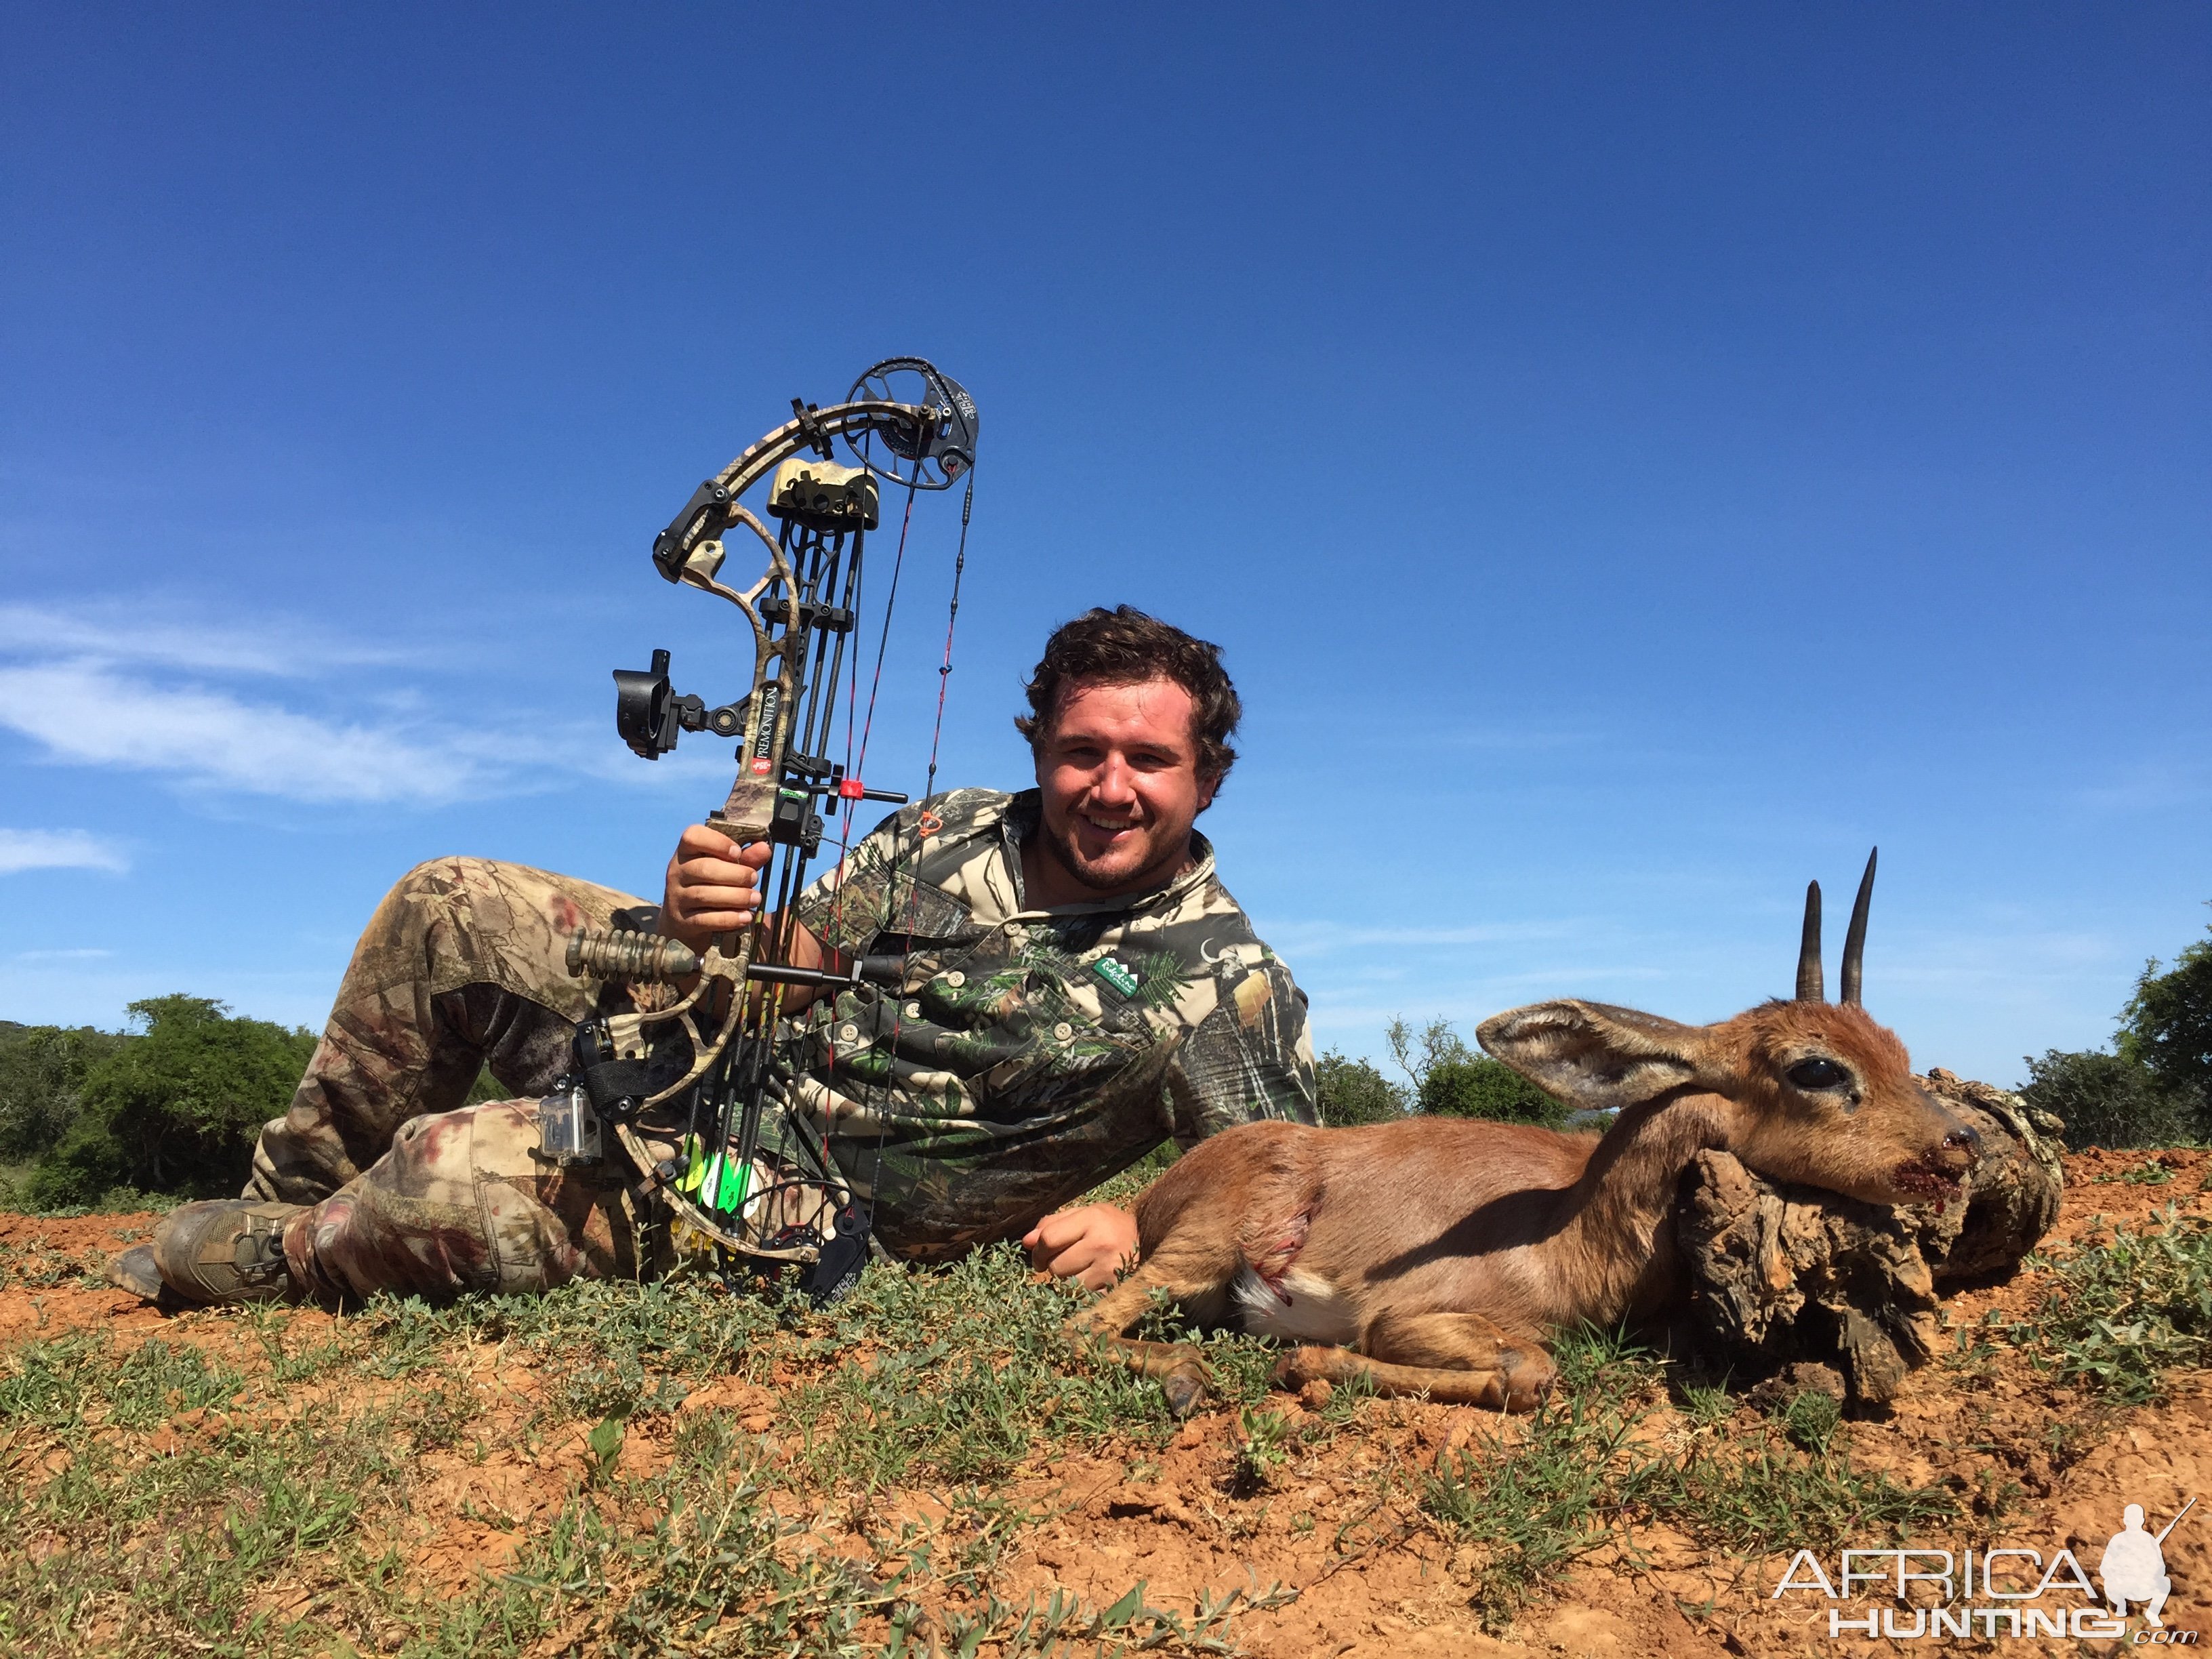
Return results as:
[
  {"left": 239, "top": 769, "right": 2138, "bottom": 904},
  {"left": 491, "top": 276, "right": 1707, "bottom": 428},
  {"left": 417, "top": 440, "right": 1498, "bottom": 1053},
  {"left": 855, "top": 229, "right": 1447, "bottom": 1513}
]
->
[
  {"left": 2003, "top": 1205, "right": 2211, "bottom": 1404},
  {"left": 1420, "top": 1057, "right": 1571, "bottom": 1128},
  {"left": 24, "top": 995, "right": 316, "bottom": 1210},
  {"left": 2011, "top": 908, "right": 2212, "bottom": 1151},
  {"left": 1381, "top": 1013, "right": 1571, "bottom": 1128},
  {"left": 1315, "top": 1049, "right": 1407, "bottom": 1128},
  {"left": 2122, "top": 917, "right": 2212, "bottom": 1105},
  {"left": 2020, "top": 1048, "right": 2198, "bottom": 1149},
  {"left": 0, "top": 1022, "right": 124, "bottom": 1162}
]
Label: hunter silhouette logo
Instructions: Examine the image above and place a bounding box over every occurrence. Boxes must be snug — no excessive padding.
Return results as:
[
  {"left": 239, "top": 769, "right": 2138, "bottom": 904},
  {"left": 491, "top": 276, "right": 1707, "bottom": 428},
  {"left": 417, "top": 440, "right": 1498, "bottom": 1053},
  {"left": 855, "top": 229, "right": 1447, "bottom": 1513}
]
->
[
  {"left": 2103, "top": 1498, "right": 2194, "bottom": 1630},
  {"left": 1772, "top": 1494, "right": 2196, "bottom": 1641}
]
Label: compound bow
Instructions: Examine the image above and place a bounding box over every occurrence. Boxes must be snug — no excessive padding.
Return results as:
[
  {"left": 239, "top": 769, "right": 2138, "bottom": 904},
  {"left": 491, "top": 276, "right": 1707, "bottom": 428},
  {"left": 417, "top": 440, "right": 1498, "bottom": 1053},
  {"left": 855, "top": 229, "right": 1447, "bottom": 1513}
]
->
[{"left": 550, "top": 357, "right": 978, "bottom": 1303}]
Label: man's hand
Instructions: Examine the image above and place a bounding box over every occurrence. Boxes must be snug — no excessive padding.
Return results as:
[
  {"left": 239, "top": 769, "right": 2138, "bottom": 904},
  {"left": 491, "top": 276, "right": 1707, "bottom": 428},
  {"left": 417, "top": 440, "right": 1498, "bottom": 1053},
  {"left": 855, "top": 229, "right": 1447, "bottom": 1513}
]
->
[
  {"left": 661, "top": 824, "right": 771, "bottom": 949},
  {"left": 1022, "top": 1202, "right": 1139, "bottom": 1292}
]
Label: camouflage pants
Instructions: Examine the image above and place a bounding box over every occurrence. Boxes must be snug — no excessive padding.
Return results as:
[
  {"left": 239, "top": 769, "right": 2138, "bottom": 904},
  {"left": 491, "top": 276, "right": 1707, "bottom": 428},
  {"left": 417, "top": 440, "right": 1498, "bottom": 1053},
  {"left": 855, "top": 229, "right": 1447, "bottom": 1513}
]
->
[
  {"left": 249, "top": 858, "right": 657, "bottom": 1300},
  {"left": 276, "top": 1094, "right": 650, "bottom": 1302}
]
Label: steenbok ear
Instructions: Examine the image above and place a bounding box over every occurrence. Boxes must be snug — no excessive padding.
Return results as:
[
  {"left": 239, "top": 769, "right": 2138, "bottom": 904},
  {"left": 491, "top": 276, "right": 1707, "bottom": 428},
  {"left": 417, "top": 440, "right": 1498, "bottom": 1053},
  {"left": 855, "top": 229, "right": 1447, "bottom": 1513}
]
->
[{"left": 1476, "top": 1000, "right": 1727, "bottom": 1113}]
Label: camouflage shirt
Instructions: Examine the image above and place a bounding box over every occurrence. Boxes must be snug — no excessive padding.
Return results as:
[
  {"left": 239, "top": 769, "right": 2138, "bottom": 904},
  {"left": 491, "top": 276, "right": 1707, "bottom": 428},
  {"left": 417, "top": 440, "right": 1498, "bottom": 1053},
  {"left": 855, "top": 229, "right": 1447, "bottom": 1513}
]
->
[{"left": 776, "top": 787, "right": 1315, "bottom": 1261}]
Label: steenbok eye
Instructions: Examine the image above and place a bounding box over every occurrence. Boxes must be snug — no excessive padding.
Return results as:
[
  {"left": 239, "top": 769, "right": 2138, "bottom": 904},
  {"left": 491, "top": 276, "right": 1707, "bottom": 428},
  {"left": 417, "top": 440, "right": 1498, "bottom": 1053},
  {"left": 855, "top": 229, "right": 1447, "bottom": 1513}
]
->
[{"left": 1786, "top": 1058, "right": 1849, "bottom": 1091}]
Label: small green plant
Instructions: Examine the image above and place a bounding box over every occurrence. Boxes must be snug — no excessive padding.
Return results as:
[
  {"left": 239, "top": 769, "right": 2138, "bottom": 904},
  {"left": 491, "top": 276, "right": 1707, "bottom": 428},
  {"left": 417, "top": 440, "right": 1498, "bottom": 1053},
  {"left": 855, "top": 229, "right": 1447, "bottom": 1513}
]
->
[
  {"left": 1680, "top": 1384, "right": 1734, "bottom": 1430},
  {"left": 1777, "top": 1388, "right": 1842, "bottom": 1457},
  {"left": 2041, "top": 1414, "right": 2104, "bottom": 1475},
  {"left": 2002, "top": 1205, "right": 2212, "bottom": 1403},
  {"left": 1231, "top": 1405, "right": 1294, "bottom": 1492},
  {"left": 585, "top": 1407, "right": 628, "bottom": 1482},
  {"left": 1311, "top": 1364, "right": 1378, "bottom": 1431}
]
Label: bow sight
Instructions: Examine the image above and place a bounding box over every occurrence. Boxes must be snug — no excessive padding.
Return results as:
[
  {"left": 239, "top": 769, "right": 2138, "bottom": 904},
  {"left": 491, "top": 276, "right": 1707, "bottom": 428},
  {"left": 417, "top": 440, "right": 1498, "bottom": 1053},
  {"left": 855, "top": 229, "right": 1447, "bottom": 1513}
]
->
[{"left": 560, "top": 358, "right": 979, "bottom": 1303}]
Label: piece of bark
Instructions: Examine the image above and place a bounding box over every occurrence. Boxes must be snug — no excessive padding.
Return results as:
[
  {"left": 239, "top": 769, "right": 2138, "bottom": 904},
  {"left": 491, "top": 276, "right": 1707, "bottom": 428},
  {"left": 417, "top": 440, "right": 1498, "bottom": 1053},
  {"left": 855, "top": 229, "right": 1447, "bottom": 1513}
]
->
[
  {"left": 1913, "top": 1069, "right": 2067, "bottom": 1281},
  {"left": 1673, "top": 1072, "right": 2064, "bottom": 1407}
]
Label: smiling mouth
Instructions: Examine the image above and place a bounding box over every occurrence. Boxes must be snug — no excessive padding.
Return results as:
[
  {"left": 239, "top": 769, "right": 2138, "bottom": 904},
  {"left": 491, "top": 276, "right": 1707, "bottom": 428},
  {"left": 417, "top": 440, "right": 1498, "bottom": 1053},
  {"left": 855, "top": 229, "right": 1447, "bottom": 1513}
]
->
[{"left": 1078, "top": 812, "right": 1141, "bottom": 835}]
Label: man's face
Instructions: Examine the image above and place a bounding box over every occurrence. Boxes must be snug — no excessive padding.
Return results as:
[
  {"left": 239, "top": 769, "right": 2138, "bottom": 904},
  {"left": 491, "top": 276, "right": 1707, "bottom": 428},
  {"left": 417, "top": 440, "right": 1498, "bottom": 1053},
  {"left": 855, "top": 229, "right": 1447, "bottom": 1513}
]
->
[{"left": 1031, "top": 676, "right": 1217, "bottom": 899}]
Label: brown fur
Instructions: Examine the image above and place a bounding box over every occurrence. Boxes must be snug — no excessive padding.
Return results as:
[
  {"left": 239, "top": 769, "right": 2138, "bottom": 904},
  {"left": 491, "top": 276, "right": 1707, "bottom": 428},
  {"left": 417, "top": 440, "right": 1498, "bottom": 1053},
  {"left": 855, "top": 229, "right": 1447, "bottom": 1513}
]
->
[{"left": 1071, "top": 996, "right": 1979, "bottom": 1414}]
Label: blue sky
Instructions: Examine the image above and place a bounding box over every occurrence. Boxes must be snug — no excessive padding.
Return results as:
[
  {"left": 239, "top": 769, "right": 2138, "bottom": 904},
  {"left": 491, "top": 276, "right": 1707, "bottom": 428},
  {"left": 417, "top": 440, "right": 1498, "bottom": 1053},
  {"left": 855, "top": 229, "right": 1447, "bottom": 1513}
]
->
[{"left": 2, "top": 5, "right": 2205, "bottom": 1087}]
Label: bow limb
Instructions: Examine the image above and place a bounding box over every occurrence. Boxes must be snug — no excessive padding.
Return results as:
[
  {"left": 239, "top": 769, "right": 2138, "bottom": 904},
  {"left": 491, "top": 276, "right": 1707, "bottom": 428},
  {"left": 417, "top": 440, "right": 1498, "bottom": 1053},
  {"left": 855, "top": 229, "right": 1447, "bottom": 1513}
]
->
[
  {"left": 611, "top": 1123, "right": 824, "bottom": 1261},
  {"left": 653, "top": 398, "right": 931, "bottom": 581}
]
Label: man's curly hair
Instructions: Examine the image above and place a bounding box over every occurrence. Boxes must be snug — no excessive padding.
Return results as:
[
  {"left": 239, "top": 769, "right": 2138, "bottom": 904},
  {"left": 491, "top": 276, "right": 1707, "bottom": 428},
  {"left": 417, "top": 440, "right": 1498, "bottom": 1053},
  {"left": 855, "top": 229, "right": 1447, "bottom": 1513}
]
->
[{"left": 1014, "top": 606, "right": 1240, "bottom": 786}]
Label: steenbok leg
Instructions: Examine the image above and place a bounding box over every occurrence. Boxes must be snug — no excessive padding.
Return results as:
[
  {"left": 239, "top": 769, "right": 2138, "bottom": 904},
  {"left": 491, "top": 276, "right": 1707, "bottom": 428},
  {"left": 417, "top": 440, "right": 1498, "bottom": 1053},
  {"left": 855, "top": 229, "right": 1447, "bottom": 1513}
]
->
[
  {"left": 1067, "top": 1250, "right": 1229, "bottom": 1418},
  {"left": 1275, "top": 1309, "right": 1557, "bottom": 1410}
]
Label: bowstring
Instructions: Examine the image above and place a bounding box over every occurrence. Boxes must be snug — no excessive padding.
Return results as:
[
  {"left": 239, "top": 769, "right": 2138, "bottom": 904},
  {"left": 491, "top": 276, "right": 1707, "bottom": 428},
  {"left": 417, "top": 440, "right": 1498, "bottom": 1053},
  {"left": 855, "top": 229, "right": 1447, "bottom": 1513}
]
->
[
  {"left": 834, "top": 459, "right": 974, "bottom": 1253},
  {"left": 923, "top": 472, "right": 975, "bottom": 803},
  {"left": 760, "top": 425, "right": 972, "bottom": 1273},
  {"left": 815, "top": 455, "right": 925, "bottom": 1245},
  {"left": 861, "top": 464, "right": 975, "bottom": 1242}
]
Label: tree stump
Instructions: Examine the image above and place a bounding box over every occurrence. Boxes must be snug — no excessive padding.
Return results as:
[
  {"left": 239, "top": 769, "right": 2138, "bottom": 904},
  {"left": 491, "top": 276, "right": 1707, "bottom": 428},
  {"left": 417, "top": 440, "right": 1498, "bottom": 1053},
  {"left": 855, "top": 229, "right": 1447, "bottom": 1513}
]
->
[{"left": 1673, "top": 1071, "right": 2066, "bottom": 1407}]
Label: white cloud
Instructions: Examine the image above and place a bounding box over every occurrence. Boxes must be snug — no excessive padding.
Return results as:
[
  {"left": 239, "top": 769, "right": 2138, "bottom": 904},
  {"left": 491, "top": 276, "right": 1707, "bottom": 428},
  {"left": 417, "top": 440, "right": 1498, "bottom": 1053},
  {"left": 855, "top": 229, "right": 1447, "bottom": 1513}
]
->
[
  {"left": 2070, "top": 762, "right": 2212, "bottom": 815},
  {"left": 0, "top": 659, "right": 552, "bottom": 804},
  {"left": 0, "top": 827, "right": 129, "bottom": 874},
  {"left": 0, "top": 598, "right": 807, "bottom": 808},
  {"left": 0, "top": 600, "right": 405, "bottom": 678}
]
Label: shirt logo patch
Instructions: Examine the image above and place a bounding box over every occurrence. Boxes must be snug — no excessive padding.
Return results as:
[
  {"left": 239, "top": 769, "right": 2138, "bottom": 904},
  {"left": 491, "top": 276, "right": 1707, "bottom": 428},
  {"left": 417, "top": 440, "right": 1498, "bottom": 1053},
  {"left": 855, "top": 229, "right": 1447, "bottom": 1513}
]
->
[{"left": 1092, "top": 956, "right": 1140, "bottom": 999}]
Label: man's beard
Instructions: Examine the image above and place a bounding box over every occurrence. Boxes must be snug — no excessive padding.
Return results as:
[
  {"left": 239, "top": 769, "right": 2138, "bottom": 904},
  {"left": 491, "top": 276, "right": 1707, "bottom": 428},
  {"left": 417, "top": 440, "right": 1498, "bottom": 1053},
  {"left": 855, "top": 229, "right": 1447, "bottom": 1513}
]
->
[{"left": 1041, "top": 817, "right": 1188, "bottom": 895}]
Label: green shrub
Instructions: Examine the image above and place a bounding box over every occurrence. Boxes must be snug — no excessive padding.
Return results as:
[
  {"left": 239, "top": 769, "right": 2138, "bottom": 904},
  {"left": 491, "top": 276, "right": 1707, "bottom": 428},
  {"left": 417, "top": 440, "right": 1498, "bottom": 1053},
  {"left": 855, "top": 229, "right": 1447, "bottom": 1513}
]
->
[
  {"left": 2021, "top": 1048, "right": 2201, "bottom": 1149},
  {"left": 2122, "top": 917, "right": 2212, "bottom": 1105},
  {"left": 0, "top": 1022, "right": 124, "bottom": 1162},
  {"left": 1378, "top": 1013, "right": 1571, "bottom": 1128},
  {"left": 2003, "top": 1206, "right": 2211, "bottom": 1404},
  {"left": 24, "top": 996, "right": 316, "bottom": 1210},
  {"left": 1314, "top": 1049, "right": 1406, "bottom": 1127},
  {"left": 2016, "top": 907, "right": 2212, "bottom": 1150},
  {"left": 1420, "top": 1057, "right": 1570, "bottom": 1127}
]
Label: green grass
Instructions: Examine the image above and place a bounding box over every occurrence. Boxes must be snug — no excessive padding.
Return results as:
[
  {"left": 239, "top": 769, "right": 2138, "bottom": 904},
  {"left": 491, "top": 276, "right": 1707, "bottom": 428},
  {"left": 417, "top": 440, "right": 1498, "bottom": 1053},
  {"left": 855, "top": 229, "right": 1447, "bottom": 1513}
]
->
[
  {"left": 0, "top": 1242, "right": 1297, "bottom": 1656},
  {"left": 1421, "top": 1328, "right": 1671, "bottom": 1626},
  {"left": 1420, "top": 1328, "right": 1960, "bottom": 1631},
  {"left": 1664, "top": 1415, "right": 1961, "bottom": 1556},
  {"left": 2001, "top": 1204, "right": 2212, "bottom": 1404},
  {"left": 9, "top": 1190, "right": 2210, "bottom": 1652}
]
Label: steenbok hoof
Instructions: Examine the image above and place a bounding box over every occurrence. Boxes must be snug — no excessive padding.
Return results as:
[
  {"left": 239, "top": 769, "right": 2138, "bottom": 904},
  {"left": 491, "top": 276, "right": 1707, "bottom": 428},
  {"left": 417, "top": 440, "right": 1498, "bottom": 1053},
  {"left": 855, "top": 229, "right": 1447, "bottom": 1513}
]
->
[
  {"left": 1162, "top": 1366, "right": 1209, "bottom": 1418},
  {"left": 1498, "top": 1345, "right": 1558, "bottom": 1412}
]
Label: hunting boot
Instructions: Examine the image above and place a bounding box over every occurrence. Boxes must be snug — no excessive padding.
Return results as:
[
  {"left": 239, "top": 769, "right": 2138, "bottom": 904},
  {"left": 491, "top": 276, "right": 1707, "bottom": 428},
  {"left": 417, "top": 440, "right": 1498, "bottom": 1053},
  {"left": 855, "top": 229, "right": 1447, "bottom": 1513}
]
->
[{"left": 107, "top": 1200, "right": 307, "bottom": 1305}]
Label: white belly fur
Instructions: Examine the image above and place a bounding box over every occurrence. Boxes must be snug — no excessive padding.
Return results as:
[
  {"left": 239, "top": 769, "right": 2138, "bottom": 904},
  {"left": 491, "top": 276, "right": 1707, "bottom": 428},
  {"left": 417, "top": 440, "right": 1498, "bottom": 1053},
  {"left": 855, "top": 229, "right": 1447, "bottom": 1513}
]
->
[{"left": 1232, "top": 1265, "right": 1361, "bottom": 1345}]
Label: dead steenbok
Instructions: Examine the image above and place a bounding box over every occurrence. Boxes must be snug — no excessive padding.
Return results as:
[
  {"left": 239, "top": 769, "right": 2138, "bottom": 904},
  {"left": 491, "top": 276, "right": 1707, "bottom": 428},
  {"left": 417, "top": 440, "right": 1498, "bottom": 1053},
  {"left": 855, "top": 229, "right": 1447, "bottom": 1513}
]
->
[{"left": 1075, "top": 851, "right": 1982, "bottom": 1413}]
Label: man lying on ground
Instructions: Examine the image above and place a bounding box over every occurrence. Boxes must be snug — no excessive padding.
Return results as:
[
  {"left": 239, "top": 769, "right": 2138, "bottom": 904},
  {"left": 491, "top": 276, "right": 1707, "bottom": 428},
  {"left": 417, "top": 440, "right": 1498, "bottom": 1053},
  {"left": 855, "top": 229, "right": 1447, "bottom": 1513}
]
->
[{"left": 110, "top": 606, "right": 1316, "bottom": 1308}]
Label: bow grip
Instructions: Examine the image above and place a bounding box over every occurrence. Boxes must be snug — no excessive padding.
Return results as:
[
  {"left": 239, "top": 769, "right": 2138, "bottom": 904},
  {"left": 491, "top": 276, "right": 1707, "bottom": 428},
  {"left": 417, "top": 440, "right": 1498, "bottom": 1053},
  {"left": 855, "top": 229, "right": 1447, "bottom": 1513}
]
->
[{"left": 706, "top": 777, "right": 776, "bottom": 842}]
